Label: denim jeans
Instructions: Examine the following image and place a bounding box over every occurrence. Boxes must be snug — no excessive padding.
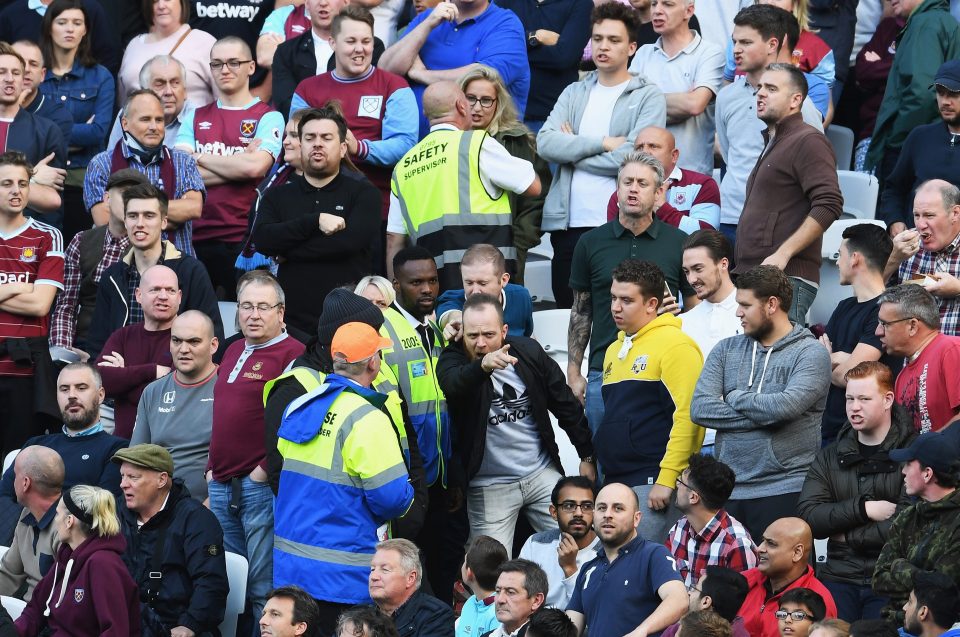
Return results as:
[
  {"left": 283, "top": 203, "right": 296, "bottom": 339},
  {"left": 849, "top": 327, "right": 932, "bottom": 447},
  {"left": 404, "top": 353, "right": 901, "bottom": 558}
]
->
[
  {"left": 585, "top": 369, "right": 605, "bottom": 437},
  {"left": 467, "top": 465, "right": 563, "bottom": 555},
  {"left": 631, "top": 483, "right": 681, "bottom": 544},
  {"left": 208, "top": 476, "right": 274, "bottom": 627},
  {"left": 823, "top": 579, "right": 887, "bottom": 623},
  {"left": 788, "top": 277, "right": 818, "bottom": 326}
]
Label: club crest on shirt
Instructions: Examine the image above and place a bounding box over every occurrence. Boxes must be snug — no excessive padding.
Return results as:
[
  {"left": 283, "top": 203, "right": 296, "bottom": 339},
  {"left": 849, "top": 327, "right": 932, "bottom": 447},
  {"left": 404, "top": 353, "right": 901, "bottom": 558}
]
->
[
  {"left": 19, "top": 246, "right": 36, "bottom": 262},
  {"left": 358, "top": 95, "right": 383, "bottom": 119},
  {"left": 74, "top": 588, "right": 84, "bottom": 603},
  {"left": 631, "top": 355, "right": 648, "bottom": 374},
  {"left": 240, "top": 119, "right": 257, "bottom": 137}
]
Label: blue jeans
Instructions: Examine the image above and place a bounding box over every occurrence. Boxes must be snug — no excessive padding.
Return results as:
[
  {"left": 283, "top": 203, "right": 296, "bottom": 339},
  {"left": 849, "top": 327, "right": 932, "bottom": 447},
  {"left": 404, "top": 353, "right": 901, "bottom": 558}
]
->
[
  {"left": 208, "top": 476, "right": 274, "bottom": 627},
  {"left": 823, "top": 579, "right": 886, "bottom": 623},
  {"left": 585, "top": 369, "right": 605, "bottom": 437},
  {"left": 788, "top": 277, "right": 818, "bottom": 326}
]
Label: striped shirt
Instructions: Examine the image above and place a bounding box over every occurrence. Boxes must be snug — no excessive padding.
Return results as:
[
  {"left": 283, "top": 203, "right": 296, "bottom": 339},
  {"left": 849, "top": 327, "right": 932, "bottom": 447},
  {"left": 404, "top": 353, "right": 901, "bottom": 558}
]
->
[{"left": 666, "top": 508, "right": 759, "bottom": 587}]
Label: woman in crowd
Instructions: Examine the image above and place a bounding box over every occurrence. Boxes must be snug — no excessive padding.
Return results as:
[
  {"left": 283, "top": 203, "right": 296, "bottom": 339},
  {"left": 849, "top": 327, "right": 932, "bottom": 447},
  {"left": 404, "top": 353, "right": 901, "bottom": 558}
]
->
[
  {"left": 458, "top": 65, "right": 551, "bottom": 284},
  {"left": 118, "top": 0, "right": 217, "bottom": 106},
  {"left": 355, "top": 275, "right": 396, "bottom": 310},
  {"left": 15, "top": 485, "right": 139, "bottom": 637},
  {"left": 39, "top": 0, "right": 115, "bottom": 245}
]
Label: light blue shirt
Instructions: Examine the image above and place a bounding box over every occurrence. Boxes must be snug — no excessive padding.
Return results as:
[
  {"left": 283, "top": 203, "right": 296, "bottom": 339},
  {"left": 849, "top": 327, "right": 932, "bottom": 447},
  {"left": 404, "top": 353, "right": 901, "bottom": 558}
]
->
[
  {"left": 456, "top": 594, "right": 499, "bottom": 637},
  {"left": 175, "top": 98, "right": 284, "bottom": 159}
]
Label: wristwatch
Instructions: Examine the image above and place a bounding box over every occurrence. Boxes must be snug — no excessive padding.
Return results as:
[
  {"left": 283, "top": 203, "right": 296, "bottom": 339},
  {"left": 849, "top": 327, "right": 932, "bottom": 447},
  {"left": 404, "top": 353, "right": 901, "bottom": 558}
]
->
[
  {"left": 580, "top": 455, "right": 595, "bottom": 464},
  {"left": 527, "top": 31, "right": 541, "bottom": 48}
]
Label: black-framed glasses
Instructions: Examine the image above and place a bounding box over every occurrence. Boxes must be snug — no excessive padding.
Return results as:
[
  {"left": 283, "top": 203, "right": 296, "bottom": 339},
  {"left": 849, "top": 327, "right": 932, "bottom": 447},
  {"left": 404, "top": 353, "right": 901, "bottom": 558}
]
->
[
  {"left": 687, "top": 583, "right": 702, "bottom": 594},
  {"left": 465, "top": 94, "right": 497, "bottom": 109},
  {"left": 209, "top": 59, "right": 252, "bottom": 71},
  {"left": 676, "top": 476, "right": 695, "bottom": 490},
  {"left": 557, "top": 501, "right": 594, "bottom": 513},
  {"left": 877, "top": 316, "right": 915, "bottom": 330},
  {"left": 238, "top": 302, "right": 282, "bottom": 314},
  {"left": 775, "top": 610, "right": 815, "bottom": 622}
]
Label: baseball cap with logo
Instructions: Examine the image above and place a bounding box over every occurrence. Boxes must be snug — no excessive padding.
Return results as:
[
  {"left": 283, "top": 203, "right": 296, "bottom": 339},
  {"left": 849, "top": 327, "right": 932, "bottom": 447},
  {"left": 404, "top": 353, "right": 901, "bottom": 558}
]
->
[
  {"left": 331, "top": 322, "right": 393, "bottom": 363},
  {"left": 889, "top": 431, "right": 958, "bottom": 474},
  {"left": 931, "top": 60, "right": 960, "bottom": 92},
  {"left": 112, "top": 443, "right": 175, "bottom": 475}
]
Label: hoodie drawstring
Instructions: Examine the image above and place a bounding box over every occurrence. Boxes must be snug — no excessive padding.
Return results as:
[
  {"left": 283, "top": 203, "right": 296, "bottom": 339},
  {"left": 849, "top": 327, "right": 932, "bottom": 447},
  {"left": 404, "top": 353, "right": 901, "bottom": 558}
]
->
[
  {"left": 44, "top": 558, "right": 74, "bottom": 616},
  {"left": 746, "top": 341, "right": 773, "bottom": 393},
  {"left": 42, "top": 561, "right": 58, "bottom": 617}
]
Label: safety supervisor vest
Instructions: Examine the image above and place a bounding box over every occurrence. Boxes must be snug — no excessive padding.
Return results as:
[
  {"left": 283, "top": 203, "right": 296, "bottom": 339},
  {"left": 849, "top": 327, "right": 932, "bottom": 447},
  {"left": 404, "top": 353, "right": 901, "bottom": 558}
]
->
[
  {"left": 273, "top": 375, "right": 414, "bottom": 604},
  {"left": 380, "top": 306, "right": 450, "bottom": 487},
  {"left": 391, "top": 128, "right": 515, "bottom": 289}
]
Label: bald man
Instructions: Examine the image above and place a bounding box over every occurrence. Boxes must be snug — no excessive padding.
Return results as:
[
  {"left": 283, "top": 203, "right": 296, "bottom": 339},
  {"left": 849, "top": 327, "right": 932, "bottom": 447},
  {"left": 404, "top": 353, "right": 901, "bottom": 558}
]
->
[
  {"left": 132, "top": 310, "right": 219, "bottom": 501},
  {"left": 0, "top": 446, "right": 63, "bottom": 601},
  {"left": 386, "top": 81, "right": 541, "bottom": 288},
  {"left": 95, "top": 265, "right": 180, "bottom": 438},
  {"left": 566, "top": 483, "right": 687, "bottom": 637},
  {"left": 605, "top": 127, "right": 721, "bottom": 233},
  {"left": 738, "top": 518, "right": 838, "bottom": 637},
  {"left": 885, "top": 179, "right": 960, "bottom": 336}
]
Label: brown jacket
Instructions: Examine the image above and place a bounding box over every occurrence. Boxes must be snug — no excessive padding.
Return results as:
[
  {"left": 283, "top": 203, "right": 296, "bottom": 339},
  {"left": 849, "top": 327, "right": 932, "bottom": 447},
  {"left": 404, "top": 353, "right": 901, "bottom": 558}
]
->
[{"left": 735, "top": 112, "right": 843, "bottom": 282}]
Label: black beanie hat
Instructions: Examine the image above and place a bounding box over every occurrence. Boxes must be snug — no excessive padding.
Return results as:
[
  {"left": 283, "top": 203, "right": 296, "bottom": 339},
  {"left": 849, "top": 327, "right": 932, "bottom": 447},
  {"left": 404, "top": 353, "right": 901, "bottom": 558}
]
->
[{"left": 317, "top": 289, "right": 385, "bottom": 345}]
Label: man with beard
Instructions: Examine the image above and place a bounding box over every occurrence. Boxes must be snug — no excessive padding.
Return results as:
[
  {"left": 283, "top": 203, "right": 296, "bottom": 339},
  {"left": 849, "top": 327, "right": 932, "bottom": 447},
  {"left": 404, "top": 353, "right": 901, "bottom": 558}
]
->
[
  {"left": 734, "top": 63, "right": 842, "bottom": 324},
  {"left": 902, "top": 572, "right": 960, "bottom": 637},
  {"left": 519, "top": 476, "right": 600, "bottom": 609},
  {"left": 133, "top": 310, "right": 219, "bottom": 501},
  {"left": 84, "top": 89, "right": 204, "bottom": 256},
  {"left": 437, "top": 293, "right": 595, "bottom": 553},
  {"left": 666, "top": 453, "right": 757, "bottom": 588},
  {"left": 566, "top": 482, "right": 687, "bottom": 637},
  {"left": 94, "top": 264, "right": 180, "bottom": 439},
  {"left": 880, "top": 61, "right": 960, "bottom": 236},
  {"left": 0, "top": 363, "right": 127, "bottom": 543},
  {"left": 253, "top": 106, "right": 382, "bottom": 338},
  {"left": 691, "top": 266, "right": 831, "bottom": 542}
]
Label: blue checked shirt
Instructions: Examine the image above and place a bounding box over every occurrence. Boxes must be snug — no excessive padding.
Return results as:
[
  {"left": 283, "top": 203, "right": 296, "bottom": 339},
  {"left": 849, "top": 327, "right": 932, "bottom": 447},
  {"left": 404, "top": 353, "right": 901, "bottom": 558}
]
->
[
  {"left": 898, "top": 230, "right": 960, "bottom": 336},
  {"left": 82, "top": 141, "right": 206, "bottom": 256}
]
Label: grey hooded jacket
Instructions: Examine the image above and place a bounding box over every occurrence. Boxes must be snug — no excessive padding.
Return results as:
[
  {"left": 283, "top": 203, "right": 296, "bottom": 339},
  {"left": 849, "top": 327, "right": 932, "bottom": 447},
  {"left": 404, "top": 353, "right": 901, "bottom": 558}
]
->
[
  {"left": 536, "top": 71, "right": 667, "bottom": 231},
  {"left": 691, "top": 324, "right": 831, "bottom": 499}
]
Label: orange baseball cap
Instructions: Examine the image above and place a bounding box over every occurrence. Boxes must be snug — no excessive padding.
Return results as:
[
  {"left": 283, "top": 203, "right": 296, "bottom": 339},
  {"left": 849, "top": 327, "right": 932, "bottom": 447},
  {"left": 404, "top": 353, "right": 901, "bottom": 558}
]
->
[{"left": 331, "top": 322, "right": 393, "bottom": 363}]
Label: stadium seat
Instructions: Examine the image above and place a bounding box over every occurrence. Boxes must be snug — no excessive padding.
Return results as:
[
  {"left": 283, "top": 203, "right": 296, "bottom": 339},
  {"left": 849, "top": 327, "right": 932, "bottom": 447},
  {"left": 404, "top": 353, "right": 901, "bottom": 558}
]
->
[
  {"left": 808, "top": 218, "right": 886, "bottom": 325},
  {"left": 2, "top": 449, "right": 16, "bottom": 474},
  {"left": 837, "top": 170, "right": 879, "bottom": 220},
  {"left": 1, "top": 595, "right": 25, "bottom": 620},
  {"left": 826, "top": 125, "right": 855, "bottom": 171},
  {"left": 220, "top": 552, "right": 248, "bottom": 637},
  {"left": 219, "top": 301, "right": 238, "bottom": 339}
]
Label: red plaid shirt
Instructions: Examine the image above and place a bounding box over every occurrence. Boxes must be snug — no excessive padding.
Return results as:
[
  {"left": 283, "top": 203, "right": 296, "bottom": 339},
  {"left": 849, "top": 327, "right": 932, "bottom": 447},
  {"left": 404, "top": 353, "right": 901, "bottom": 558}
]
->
[
  {"left": 666, "top": 509, "right": 759, "bottom": 587},
  {"left": 49, "top": 229, "right": 128, "bottom": 349}
]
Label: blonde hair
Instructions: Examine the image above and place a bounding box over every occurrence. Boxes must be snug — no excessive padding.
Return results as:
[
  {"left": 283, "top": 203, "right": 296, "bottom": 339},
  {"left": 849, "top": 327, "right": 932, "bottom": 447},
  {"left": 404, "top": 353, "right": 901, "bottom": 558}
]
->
[
  {"left": 458, "top": 65, "right": 530, "bottom": 140},
  {"left": 67, "top": 485, "right": 121, "bottom": 537},
  {"left": 810, "top": 618, "right": 850, "bottom": 637},
  {"left": 354, "top": 276, "right": 396, "bottom": 307},
  {"left": 758, "top": 0, "right": 810, "bottom": 31}
]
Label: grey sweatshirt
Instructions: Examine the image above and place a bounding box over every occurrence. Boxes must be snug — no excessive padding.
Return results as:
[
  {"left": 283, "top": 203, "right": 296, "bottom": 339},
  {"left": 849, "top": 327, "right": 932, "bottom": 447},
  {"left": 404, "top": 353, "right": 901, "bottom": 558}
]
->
[{"left": 691, "top": 324, "right": 830, "bottom": 499}]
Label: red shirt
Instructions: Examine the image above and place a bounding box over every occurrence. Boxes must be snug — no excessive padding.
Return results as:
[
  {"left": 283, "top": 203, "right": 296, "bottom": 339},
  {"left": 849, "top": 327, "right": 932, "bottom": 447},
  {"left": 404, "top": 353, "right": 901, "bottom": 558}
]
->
[
  {"left": 0, "top": 119, "right": 11, "bottom": 151},
  {"left": 739, "top": 566, "right": 837, "bottom": 637},
  {"left": 895, "top": 333, "right": 960, "bottom": 433},
  {"left": 0, "top": 217, "right": 64, "bottom": 376},
  {"left": 208, "top": 333, "right": 304, "bottom": 480}
]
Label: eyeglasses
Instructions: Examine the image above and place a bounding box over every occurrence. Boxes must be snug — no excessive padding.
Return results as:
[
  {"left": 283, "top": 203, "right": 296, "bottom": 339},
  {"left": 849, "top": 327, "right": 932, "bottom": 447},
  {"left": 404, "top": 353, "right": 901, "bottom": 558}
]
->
[
  {"left": 557, "top": 501, "right": 594, "bottom": 513},
  {"left": 687, "top": 584, "right": 702, "bottom": 594},
  {"left": 465, "top": 94, "right": 497, "bottom": 109},
  {"left": 676, "top": 476, "right": 695, "bottom": 490},
  {"left": 238, "top": 302, "right": 282, "bottom": 314},
  {"left": 775, "top": 610, "right": 815, "bottom": 622},
  {"left": 877, "top": 316, "right": 915, "bottom": 330},
  {"left": 209, "top": 59, "right": 252, "bottom": 71}
]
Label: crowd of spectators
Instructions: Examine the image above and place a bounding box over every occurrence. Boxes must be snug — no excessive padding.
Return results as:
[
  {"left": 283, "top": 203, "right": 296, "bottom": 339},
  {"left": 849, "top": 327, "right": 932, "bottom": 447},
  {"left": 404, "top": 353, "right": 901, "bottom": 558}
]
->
[{"left": 0, "top": 0, "right": 959, "bottom": 636}]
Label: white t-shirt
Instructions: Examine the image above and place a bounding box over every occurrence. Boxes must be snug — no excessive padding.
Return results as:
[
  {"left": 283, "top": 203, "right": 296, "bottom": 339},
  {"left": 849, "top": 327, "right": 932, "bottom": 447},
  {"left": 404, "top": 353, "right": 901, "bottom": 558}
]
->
[
  {"left": 387, "top": 124, "right": 537, "bottom": 234},
  {"left": 568, "top": 79, "right": 629, "bottom": 228},
  {"left": 313, "top": 31, "right": 334, "bottom": 72},
  {"left": 681, "top": 288, "right": 741, "bottom": 446}
]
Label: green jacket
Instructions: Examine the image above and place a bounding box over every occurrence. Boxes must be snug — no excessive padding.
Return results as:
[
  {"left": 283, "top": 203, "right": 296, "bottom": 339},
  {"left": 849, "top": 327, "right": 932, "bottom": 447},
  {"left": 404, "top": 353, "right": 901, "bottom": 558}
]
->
[
  {"left": 495, "top": 128, "right": 551, "bottom": 256},
  {"left": 866, "top": 0, "right": 960, "bottom": 170},
  {"left": 872, "top": 487, "right": 960, "bottom": 623}
]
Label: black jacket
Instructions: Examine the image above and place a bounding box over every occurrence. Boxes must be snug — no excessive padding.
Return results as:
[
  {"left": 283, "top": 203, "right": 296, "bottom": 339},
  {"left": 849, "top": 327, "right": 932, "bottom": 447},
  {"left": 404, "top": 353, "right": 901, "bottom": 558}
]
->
[
  {"left": 391, "top": 589, "right": 455, "bottom": 637},
  {"left": 118, "top": 479, "right": 228, "bottom": 636},
  {"left": 84, "top": 241, "right": 225, "bottom": 359},
  {"left": 436, "top": 335, "right": 594, "bottom": 483},
  {"left": 271, "top": 30, "right": 386, "bottom": 117},
  {"left": 796, "top": 404, "right": 917, "bottom": 586},
  {"left": 263, "top": 342, "right": 430, "bottom": 540}
]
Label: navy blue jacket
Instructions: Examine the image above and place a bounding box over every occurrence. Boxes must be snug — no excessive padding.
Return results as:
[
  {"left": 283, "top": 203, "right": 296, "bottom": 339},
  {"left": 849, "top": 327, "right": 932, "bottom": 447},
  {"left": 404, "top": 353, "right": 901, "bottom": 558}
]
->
[
  {"left": 118, "top": 479, "right": 228, "bottom": 637},
  {"left": 392, "top": 589, "right": 455, "bottom": 637},
  {"left": 436, "top": 283, "right": 535, "bottom": 338},
  {"left": 0, "top": 0, "right": 120, "bottom": 74},
  {"left": 8, "top": 107, "right": 66, "bottom": 167},
  {"left": 25, "top": 92, "right": 74, "bottom": 143},
  {"left": 879, "top": 120, "right": 960, "bottom": 228},
  {"left": 495, "top": 0, "right": 593, "bottom": 121}
]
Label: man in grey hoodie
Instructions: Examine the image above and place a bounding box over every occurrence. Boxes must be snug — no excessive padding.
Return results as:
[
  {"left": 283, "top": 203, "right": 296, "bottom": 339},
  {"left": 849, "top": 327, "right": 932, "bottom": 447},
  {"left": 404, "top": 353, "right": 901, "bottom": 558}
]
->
[
  {"left": 691, "top": 265, "right": 831, "bottom": 543},
  {"left": 536, "top": 1, "right": 666, "bottom": 309}
]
